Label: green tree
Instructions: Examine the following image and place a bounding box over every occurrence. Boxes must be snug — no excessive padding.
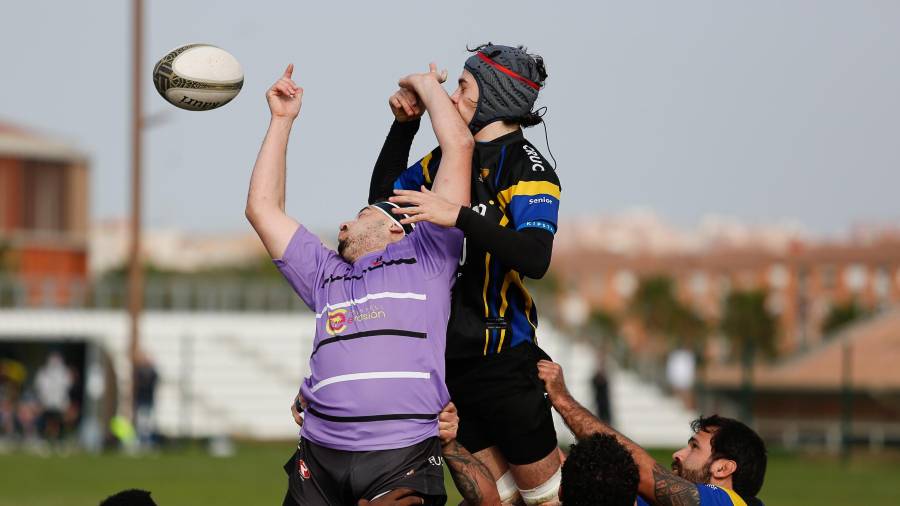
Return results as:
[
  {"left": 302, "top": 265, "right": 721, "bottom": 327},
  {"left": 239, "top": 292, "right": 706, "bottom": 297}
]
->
[
  {"left": 822, "top": 300, "right": 867, "bottom": 336},
  {"left": 720, "top": 289, "right": 778, "bottom": 422},
  {"left": 0, "top": 239, "right": 12, "bottom": 274},
  {"left": 629, "top": 275, "right": 706, "bottom": 347},
  {"left": 587, "top": 309, "right": 618, "bottom": 341}
]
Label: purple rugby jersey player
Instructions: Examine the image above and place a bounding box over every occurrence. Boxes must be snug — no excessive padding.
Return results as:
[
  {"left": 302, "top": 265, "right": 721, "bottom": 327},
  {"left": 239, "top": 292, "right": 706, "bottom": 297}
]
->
[{"left": 274, "top": 219, "right": 462, "bottom": 451}]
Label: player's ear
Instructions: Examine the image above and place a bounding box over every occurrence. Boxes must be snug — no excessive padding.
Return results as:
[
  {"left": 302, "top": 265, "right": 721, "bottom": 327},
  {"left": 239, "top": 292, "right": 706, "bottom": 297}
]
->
[
  {"left": 710, "top": 458, "right": 737, "bottom": 480},
  {"left": 388, "top": 222, "right": 405, "bottom": 237}
]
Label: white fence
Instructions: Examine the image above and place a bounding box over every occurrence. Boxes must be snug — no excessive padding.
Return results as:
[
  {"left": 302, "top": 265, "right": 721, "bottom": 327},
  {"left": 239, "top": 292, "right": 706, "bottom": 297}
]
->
[{"left": 0, "top": 309, "right": 696, "bottom": 446}]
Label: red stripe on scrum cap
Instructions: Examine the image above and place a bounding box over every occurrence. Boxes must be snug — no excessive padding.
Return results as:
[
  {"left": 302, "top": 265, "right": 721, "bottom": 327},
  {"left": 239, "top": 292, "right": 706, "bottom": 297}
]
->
[{"left": 476, "top": 52, "right": 540, "bottom": 90}]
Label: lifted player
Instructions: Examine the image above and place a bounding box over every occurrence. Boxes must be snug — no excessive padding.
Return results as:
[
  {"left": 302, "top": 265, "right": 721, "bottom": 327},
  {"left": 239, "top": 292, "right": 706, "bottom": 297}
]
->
[{"left": 370, "top": 43, "right": 562, "bottom": 505}]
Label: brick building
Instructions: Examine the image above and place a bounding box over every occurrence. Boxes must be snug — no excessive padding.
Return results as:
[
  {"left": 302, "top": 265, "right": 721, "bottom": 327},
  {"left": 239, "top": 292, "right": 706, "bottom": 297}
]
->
[
  {"left": 0, "top": 122, "right": 89, "bottom": 305},
  {"left": 551, "top": 232, "right": 900, "bottom": 355}
]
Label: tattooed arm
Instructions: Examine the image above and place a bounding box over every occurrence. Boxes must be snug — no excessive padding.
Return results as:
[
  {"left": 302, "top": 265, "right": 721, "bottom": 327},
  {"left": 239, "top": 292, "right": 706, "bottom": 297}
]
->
[
  {"left": 442, "top": 439, "right": 501, "bottom": 506},
  {"left": 651, "top": 464, "right": 702, "bottom": 506},
  {"left": 537, "top": 360, "right": 700, "bottom": 506}
]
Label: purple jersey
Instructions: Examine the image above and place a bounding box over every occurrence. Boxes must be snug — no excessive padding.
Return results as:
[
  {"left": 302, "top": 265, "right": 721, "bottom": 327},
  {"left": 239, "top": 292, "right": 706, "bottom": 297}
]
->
[{"left": 274, "top": 222, "right": 463, "bottom": 451}]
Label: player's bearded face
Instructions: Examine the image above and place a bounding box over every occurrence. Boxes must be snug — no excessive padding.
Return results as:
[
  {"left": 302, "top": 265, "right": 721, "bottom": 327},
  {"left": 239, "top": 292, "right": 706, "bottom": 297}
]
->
[
  {"left": 671, "top": 430, "right": 715, "bottom": 484},
  {"left": 337, "top": 208, "right": 394, "bottom": 263},
  {"left": 671, "top": 457, "right": 712, "bottom": 484}
]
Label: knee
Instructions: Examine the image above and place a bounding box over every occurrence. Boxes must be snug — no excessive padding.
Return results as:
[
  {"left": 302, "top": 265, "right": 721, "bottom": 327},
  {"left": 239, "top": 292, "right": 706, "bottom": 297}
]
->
[{"left": 517, "top": 467, "right": 561, "bottom": 506}]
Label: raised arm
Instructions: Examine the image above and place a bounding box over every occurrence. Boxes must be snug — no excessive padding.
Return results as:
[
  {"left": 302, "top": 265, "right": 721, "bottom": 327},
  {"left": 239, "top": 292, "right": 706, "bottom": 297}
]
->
[
  {"left": 537, "top": 361, "right": 701, "bottom": 506},
  {"left": 368, "top": 118, "right": 421, "bottom": 204},
  {"left": 399, "top": 64, "right": 472, "bottom": 207},
  {"left": 245, "top": 64, "right": 302, "bottom": 259},
  {"left": 368, "top": 86, "right": 427, "bottom": 204}
]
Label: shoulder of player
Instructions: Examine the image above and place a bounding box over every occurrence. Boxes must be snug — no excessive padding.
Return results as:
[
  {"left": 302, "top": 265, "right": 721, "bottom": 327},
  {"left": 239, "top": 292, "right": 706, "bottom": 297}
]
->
[
  {"left": 407, "top": 221, "right": 463, "bottom": 244},
  {"left": 697, "top": 484, "right": 747, "bottom": 506},
  {"left": 497, "top": 139, "right": 559, "bottom": 185}
]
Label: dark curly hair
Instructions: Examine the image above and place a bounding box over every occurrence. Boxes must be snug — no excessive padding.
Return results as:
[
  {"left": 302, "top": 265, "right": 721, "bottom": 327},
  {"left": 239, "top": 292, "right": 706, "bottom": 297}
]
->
[
  {"left": 100, "top": 489, "right": 158, "bottom": 506},
  {"left": 692, "top": 415, "right": 767, "bottom": 500},
  {"left": 560, "top": 433, "right": 639, "bottom": 506}
]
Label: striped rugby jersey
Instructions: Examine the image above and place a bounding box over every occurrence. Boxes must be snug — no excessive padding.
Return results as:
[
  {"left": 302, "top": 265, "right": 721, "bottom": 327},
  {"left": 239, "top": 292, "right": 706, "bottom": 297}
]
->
[
  {"left": 393, "top": 129, "right": 561, "bottom": 359},
  {"left": 274, "top": 222, "right": 463, "bottom": 451}
]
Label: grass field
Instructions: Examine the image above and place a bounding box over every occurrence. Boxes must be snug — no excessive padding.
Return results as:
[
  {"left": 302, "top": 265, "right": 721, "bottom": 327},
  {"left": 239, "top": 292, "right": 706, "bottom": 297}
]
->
[{"left": 1, "top": 442, "right": 899, "bottom": 505}]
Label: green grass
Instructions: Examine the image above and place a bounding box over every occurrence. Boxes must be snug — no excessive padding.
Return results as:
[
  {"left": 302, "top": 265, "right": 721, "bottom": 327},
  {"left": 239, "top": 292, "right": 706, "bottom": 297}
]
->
[{"left": 1, "top": 443, "right": 898, "bottom": 505}]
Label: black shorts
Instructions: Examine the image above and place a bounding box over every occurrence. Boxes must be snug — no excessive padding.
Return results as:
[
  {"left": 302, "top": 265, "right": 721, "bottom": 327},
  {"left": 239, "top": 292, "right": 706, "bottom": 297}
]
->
[
  {"left": 282, "top": 437, "right": 447, "bottom": 506},
  {"left": 446, "top": 342, "right": 558, "bottom": 466}
]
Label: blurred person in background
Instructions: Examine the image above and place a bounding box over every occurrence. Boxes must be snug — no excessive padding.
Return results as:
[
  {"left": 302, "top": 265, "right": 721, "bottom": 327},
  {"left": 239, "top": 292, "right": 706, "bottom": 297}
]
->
[
  {"left": 666, "top": 347, "right": 696, "bottom": 409},
  {"left": 537, "top": 360, "right": 767, "bottom": 506},
  {"left": 35, "top": 351, "right": 72, "bottom": 442},
  {"left": 133, "top": 350, "right": 159, "bottom": 450},
  {"left": 64, "top": 364, "right": 84, "bottom": 437},
  {"left": 0, "top": 357, "right": 28, "bottom": 438},
  {"left": 591, "top": 358, "right": 612, "bottom": 425},
  {"left": 15, "top": 389, "right": 41, "bottom": 442}
]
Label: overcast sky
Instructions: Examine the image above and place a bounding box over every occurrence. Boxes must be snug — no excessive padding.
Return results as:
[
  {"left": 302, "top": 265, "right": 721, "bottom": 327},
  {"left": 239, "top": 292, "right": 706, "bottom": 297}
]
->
[{"left": 2, "top": 1, "right": 898, "bottom": 236}]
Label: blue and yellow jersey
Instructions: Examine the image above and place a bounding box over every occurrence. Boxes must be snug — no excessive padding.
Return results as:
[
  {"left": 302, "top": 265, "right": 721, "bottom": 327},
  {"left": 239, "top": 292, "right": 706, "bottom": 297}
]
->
[
  {"left": 636, "top": 484, "right": 753, "bottom": 506},
  {"left": 392, "top": 129, "right": 561, "bottom": 360}
]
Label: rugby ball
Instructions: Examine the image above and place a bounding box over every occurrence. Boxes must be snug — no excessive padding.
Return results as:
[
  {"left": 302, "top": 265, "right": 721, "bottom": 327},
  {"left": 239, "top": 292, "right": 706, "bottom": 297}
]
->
[{"left": 152, "top": 44, "right": 243, "bottom": 111}]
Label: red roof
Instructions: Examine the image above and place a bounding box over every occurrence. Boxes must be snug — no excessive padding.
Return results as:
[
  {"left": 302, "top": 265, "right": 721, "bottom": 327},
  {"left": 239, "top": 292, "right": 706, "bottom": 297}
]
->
[{"left": 0, "top": 119, "right": 86, "bottom": 162}]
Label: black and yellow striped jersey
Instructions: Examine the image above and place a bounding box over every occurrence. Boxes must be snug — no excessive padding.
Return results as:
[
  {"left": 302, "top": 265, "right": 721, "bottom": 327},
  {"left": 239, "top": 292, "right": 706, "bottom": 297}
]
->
[{"left": 393, "top": 129, "right": 561, "bottom": 360}]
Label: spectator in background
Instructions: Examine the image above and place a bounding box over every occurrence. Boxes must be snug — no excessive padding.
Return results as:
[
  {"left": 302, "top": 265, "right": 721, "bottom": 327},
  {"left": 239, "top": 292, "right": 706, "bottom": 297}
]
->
[
  {"left": 0, "top": 357, "right": 27, "bottom": 438},
  {"left": 133, "top": 350, "right": 159, "bottom": 450},
  {"left": 0, "top": 393, "right": 14, "bottom": 437},
  {"left": 16, "top": 390, "right": 41, "bottom": 442},
  {"left": 591, "top": 355, "right": 612, "bottom": 425},
  {"left": 666, "top": 347, "right": 696, "bottom": 409},
  {"left": 64, "top": 365, "right": 83, "bottom": 436},
  {"left": 35, "top": 352, "right": 72, "bottom": 442}
]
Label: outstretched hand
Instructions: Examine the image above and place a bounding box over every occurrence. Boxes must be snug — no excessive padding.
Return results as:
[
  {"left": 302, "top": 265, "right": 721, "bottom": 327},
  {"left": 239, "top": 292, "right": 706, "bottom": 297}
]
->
[
  {"left": 266, "top": 64, "right": 303, "bottom": 119},
  {"left": 389, "top": 186, "right": 462, "bottom": 228},
  {"left": 398, "top": 63, "right": 448, "bottom": 96}
]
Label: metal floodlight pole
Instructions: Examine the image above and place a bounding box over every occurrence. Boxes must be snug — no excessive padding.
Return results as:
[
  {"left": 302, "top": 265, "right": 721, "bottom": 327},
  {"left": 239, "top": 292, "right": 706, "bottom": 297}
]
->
[{"left": 126, "top": 0, "right": 144, "bottom": 422}]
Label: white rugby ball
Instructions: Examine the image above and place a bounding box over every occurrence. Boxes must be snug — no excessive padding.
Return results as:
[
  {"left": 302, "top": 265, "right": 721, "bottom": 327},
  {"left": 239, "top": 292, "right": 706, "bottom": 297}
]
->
[{"left": 153, "top": 44, "right": 243, "bottom": 111}]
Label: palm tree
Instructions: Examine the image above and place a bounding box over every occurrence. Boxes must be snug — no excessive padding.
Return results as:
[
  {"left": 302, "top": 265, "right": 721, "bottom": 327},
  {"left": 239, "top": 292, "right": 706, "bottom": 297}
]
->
[{"left": 720, "top": 289, "right": 777, "bottom": 422}]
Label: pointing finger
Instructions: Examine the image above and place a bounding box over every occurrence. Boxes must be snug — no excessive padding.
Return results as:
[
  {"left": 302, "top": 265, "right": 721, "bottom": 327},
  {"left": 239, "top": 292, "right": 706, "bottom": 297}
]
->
[{"left": 283, "top": 63, "right": 294, "bottom": 79}]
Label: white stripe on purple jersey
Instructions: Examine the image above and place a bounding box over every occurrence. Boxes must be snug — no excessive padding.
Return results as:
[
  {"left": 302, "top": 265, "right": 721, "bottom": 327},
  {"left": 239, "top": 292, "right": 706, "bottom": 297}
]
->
[{"left": 274, "top": 222, "right": 463, "bottom": 451}]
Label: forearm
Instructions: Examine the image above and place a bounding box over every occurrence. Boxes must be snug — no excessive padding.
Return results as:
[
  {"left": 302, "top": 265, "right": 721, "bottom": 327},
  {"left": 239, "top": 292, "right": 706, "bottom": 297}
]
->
[
  {"left": 442, "top": 440, "right": 501, "bottom": 506},
  {"left": 245, "top": 116, "right": 301, "bottom": 259},
  {"left": 455, "top": 209, "right": 553, "bottom": 278},
  {"left": 551, "top": 393, "right": 694, "bottom": 505},
  {"left": 417, "top": 80, "right": 472, "bottom": 206},
  {"left": 368, "top": 119, "right": 420, "bottom": 204},
  {"left": 246, "top": 117, "right": 293, "bottom": 216}
]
